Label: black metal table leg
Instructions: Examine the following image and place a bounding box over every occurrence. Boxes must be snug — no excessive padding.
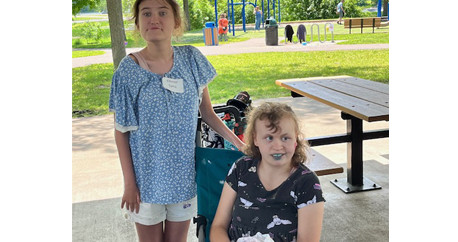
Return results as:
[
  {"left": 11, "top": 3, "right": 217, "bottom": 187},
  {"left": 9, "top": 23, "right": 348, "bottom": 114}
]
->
[{"left": 330, "top": 112, "right": 382, "bottom": 193}]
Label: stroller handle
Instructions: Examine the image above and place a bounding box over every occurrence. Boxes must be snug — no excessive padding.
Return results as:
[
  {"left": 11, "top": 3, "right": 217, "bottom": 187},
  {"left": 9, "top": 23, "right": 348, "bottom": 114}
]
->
[{"left": 197, "top": 105, "right": 242, "bottom": 132}]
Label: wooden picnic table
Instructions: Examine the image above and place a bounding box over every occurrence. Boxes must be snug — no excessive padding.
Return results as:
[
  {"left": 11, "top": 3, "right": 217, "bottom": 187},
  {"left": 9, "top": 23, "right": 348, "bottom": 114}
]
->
[{"left": 276, "top": 75, "right": 389, "bottom": 193}]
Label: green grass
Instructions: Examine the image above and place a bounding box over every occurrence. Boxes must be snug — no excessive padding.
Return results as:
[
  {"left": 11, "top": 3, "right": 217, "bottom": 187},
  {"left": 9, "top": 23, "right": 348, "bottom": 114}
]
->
[
  {"left": 72, "top": 64, "right": 114, "bottom": 117},
  {"left": 282, "top": 32, "right": 388, "bottom": 45},
  {"left": 72, "top": 20, "right": 389, "bottom": 49},
  {"left": 72, "top": 50, "right": 106, "bottom": 58},
  {"left": 72, "top": 49, "right": 388, "bottom": 118}
]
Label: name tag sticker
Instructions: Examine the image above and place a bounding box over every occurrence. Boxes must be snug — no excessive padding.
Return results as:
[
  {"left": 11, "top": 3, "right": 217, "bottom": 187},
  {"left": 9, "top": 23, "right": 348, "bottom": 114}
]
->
[{"left": 162, "top": 77, "right": 184, "bottom": 93}]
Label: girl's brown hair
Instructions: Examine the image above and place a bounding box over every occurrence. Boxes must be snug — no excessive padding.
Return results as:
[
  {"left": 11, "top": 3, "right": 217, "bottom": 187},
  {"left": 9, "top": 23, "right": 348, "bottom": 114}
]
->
[
  {"left": 131, "top": 0, "right": 186, "bottom": 38},
  {"left": 242, "top": 102, "right": 310, "bottom": 166}
]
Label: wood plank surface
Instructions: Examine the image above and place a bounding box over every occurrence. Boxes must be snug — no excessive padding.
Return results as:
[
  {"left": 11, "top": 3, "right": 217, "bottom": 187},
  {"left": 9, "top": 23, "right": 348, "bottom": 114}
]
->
[
  {"left": 276, "top": 77, "right": 389, "bottom": 122},
  {"left": 336, "top": 77, "right": 389, "bottom": 94},
  {"left": 310, "top": 79, "right": 389, "bottom": 108},
  {"left": 344, "top": 17, "right": 381, "bottom": 28},
  {"left": 308, "top": 148, "right": 344, "bottom": 176}
]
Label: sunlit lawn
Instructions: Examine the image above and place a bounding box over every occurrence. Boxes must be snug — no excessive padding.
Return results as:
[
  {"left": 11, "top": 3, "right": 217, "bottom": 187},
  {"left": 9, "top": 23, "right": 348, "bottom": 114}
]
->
[{"left": 72, "top": 49, "right": 388, "bottom": 117}]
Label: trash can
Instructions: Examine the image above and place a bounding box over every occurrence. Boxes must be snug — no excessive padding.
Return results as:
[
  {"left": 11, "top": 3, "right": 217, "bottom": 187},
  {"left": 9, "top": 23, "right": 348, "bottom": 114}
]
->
[
  {"left": 265, "top": 18, "right": 278, "bottom": 46},
  {"left": 203, "top": 21, "right": 218, "bottom": 46}
]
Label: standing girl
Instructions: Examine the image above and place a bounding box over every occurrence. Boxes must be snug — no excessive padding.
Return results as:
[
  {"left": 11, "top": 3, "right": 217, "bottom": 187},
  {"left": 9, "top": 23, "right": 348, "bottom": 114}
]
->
[
  {"left": 253, "top": 6, "right": 262, "bottom": 31},
  {"left": 210, "top": 102, "right": 325, "bottom": 242},
  {"left": 109, "top": 0, "right": 245, "bottom": 241}
]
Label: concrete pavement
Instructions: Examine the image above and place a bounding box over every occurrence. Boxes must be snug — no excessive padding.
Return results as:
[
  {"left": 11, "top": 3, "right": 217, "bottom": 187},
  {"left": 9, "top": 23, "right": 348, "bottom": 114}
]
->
[{"left": 72, "top": 97, "right": 389, "bottom": 242}]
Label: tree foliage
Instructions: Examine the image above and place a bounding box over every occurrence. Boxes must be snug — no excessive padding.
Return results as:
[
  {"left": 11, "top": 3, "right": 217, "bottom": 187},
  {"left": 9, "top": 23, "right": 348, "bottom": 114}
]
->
[
  {"left": 281, "top": 0, "right": 363, "bottom": 21},
  {"left": 74, "top": 0, "right": 371, "bottom": 31},
  {"left": 185, "top": 0, "right": 367, "bottom": 30},
  {"left": 72, "top": 0, "right": 104, "bottom": 16}
]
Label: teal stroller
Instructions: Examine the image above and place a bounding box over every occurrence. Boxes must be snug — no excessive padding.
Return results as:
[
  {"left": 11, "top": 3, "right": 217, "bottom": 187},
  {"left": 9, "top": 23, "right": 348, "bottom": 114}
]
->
[
  {"left": 194, "top": 147, "right": 244, "bottom": 242},
  {"left": 193, "top": 94, "right": 251, "bottom": 242}
]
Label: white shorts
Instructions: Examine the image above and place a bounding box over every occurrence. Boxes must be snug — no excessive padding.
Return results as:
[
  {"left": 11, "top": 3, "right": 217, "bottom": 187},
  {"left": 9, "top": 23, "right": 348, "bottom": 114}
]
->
[{"left": 125, "top": 196, "right": 197, "bottom": 226}]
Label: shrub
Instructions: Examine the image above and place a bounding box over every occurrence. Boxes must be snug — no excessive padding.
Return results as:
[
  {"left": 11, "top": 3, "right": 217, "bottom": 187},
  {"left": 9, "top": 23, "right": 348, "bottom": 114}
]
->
[{"left": 81, "top": 21, "right": 104, "bottom": 44}]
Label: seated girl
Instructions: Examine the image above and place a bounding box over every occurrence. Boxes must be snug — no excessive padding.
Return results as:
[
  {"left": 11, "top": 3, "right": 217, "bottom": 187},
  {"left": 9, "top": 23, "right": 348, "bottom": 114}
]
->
[{"left": 210, "top": 102, "right": 325, "bottom": 242}]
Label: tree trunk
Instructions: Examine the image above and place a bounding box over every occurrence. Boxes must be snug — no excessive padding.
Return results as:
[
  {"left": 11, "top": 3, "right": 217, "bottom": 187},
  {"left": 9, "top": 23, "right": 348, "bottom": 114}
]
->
[
  {"left": 183, "top": 0, "right": 191, "bottom": 31},
  {"left": 382, "top": 0, "right": 388, "bottom": 16},
  {"left": 106, "top": 0, "right": 126, "bottom": 70}
]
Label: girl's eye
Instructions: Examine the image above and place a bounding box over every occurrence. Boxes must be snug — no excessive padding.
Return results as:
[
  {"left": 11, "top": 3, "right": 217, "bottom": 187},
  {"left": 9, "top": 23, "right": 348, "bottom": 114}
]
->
[
  {"left": 159, "top": 11, "right": 167, "bottom": 16},
  {"left": 266, "top": 136, "right": 273, "bottom": 141},
  {"left": 143, "top": 12, "right": 151, "bottom": 17},
  {"left": 282, "top": 137, "right": 289, "bottom": 141}
]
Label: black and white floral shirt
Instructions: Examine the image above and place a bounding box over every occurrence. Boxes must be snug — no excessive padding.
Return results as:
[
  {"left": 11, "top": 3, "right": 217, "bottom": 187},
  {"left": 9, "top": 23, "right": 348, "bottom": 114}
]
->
[{"left": 226, "top": 156, "right": 325, "bottom": 242}]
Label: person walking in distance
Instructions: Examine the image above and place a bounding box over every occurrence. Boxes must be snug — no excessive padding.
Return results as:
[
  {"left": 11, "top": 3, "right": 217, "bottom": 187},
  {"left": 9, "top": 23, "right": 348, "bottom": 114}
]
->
[{"left": 336, "top": 0, "right": 345, "bottom": 25}]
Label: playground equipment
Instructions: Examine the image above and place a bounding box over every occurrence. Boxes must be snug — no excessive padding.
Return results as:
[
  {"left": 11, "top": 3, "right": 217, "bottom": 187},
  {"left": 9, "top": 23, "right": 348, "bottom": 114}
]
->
[
  {"left": 226, "top": 0, "right": 256, "bottom": 34},
  {"left": 377, "top": 0, "right": 389, "bottom": 21},
  {"left": 211, "top": 0, "right": 282, "bottom": 36}
]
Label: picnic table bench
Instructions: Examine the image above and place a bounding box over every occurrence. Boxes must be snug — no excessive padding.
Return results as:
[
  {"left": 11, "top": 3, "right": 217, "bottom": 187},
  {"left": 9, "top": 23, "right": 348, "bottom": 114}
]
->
[
  {"left": 344, "top": 17, "right": 381, "bottom": 34},
  {"left": 308, "top": 148, "right": 344, "bottom": 176},
  {"left": 276, "top": 75, "right": 389, "bottom": 193}
]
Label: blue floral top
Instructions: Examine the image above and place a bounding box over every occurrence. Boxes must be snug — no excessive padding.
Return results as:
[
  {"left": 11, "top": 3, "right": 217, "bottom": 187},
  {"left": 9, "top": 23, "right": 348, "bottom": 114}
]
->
[{"left": 109, "top": 45, "right": 217, "bottom": 204}]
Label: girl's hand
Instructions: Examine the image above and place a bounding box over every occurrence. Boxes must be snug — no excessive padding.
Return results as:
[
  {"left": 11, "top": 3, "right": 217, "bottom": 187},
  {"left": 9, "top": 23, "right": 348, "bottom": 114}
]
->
[{"left": 121, "top": 184, "right": 141, "bottom": 214}]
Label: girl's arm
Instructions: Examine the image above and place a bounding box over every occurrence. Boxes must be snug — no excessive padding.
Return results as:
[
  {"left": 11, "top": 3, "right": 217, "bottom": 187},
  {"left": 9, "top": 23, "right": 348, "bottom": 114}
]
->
[
  {"left": 199, "top": 87, "right": 245, "bottom": 150},
  {"left": 297, "top": 202, "right": 325, "bottom": 242},
  {"left": 114, "top": 117, "right": 141, "bottom": 213},
  {"left": 210, "top": 182, "right": 237, "bottom": 242}
]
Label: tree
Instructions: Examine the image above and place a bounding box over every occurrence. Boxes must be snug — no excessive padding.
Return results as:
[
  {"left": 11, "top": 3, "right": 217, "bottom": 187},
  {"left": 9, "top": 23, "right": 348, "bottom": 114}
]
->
[
  {"left": 382, "top": 0, "right": 388, "bottom": 16},
  {"left": 183, "top": 0, "right": 191, "bottom": 31},
  {"left": 72, "top": 0, "right": 103, "bottom": 16},
  {"left": 106, "top": 0, "right": 127, "bottom": 69}
]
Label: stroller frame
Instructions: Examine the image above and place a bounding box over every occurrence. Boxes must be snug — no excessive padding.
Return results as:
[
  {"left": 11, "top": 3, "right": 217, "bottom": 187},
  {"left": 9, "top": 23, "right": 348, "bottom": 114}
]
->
[{"left": 194, "top": 104, "right": 246, "bottom": 242}]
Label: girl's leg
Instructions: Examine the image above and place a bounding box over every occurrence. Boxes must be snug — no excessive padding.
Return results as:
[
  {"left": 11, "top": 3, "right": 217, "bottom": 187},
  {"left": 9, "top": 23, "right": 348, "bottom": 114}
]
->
[
  {"left": 135, "top": 222, "right": 164, "bottom": 242},
  {"left": 164, "top": 219, "right": 191, "bottom": 242}
]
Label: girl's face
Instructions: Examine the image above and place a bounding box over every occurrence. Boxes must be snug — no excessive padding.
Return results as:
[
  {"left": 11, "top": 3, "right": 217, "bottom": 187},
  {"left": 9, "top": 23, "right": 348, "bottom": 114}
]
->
[
  {"left": 137, "top": 0, "right": 176, "bottom": 43},
  {"left": 254, "top": 116, "right": 297, "bottom": 168}
]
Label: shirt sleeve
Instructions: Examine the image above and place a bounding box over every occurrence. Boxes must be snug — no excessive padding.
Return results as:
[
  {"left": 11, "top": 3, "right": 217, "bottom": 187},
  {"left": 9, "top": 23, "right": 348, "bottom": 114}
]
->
[
  {"left": 108, "top": 67, "right": 139, "bottom": 133},
  {"left": 295, "top": 171, "right": 326, "bottom": 209},
  {"left": 188, "top": 46, "right": 217, "bottom": 102}
]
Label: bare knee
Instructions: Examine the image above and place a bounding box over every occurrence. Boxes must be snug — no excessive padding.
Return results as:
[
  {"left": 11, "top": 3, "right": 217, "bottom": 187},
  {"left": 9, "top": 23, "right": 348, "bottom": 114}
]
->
[
  {"left": 135, "top": 222, "right": 164, "bottom": 242},
  {"left": 164, "top": 220, "right": 191, "bottom": 242}
]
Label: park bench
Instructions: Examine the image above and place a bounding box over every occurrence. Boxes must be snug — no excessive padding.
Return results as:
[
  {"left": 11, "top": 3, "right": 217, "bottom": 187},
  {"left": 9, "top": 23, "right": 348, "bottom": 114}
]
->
[{"left": 344, "top": 17, "right": 381, "bottom": 34}]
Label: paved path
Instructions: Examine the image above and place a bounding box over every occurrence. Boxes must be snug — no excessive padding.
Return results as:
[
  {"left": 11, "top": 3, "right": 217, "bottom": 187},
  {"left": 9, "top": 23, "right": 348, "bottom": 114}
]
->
[{"left": 72, "top": 37, "right": 388, "bottom": 68}]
